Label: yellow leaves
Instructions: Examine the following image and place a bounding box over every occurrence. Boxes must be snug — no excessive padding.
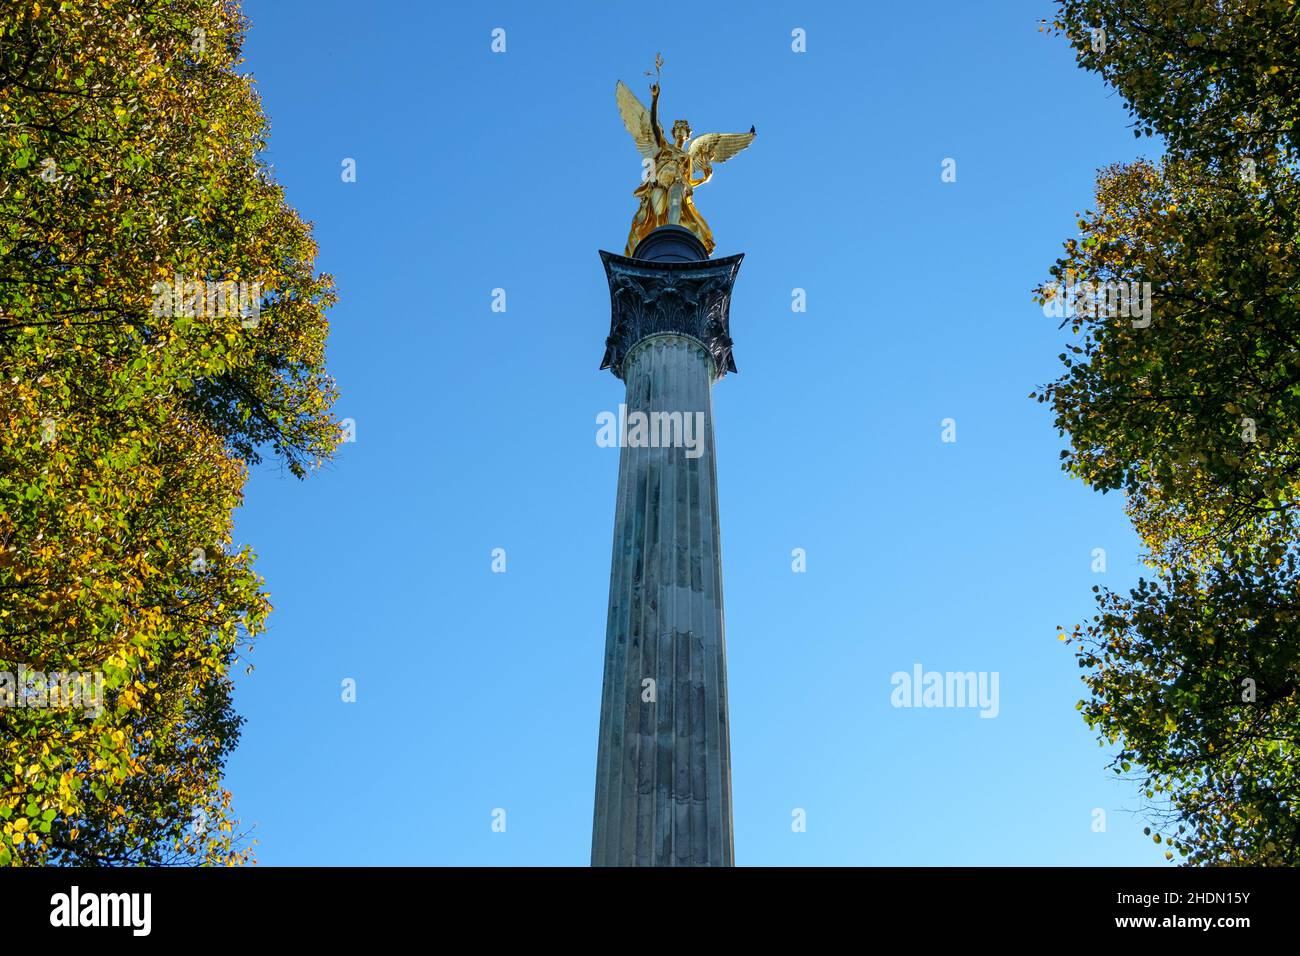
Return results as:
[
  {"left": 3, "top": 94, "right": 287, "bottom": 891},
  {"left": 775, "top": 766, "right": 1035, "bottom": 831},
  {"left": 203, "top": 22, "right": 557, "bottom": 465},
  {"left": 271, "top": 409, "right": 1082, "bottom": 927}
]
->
[{"left": 1, "top": 1, "right": 320, "bottom": 869}]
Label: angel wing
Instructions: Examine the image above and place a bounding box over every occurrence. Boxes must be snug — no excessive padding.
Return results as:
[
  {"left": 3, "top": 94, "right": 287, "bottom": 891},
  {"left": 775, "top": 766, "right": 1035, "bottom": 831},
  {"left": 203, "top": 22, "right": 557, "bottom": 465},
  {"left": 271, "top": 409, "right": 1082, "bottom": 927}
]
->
[
  {"left": 688, "top": 130, "right": 756, "bottom": 167},
  {"left": 615, "top": 80, "right": 659, "bottom": 160}
]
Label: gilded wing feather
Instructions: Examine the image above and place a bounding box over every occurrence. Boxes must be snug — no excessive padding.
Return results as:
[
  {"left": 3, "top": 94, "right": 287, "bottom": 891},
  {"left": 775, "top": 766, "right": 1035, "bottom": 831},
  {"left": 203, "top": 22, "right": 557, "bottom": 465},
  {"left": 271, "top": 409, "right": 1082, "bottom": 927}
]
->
[
  {"left": 615, "top": 80, "right": 658, "bottom": 160},
  {"left": 688, "top": 130, "right": 756, "bottom": 166}
]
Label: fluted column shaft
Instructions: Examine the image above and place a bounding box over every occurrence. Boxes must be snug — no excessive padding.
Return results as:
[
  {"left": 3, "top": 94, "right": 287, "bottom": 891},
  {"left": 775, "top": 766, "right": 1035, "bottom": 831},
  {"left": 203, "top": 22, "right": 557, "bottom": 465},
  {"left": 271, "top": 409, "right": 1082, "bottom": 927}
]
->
[{"left": 591, "top": 332, "right": 733, "bottom": 866}]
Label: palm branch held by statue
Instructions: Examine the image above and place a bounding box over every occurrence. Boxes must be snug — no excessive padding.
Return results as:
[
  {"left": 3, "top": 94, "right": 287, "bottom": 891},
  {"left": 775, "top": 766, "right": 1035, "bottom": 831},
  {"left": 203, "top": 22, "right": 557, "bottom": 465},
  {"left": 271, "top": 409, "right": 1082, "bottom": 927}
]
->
[{"left": 615, "top": 76, "right": 755, "bottom": 257}]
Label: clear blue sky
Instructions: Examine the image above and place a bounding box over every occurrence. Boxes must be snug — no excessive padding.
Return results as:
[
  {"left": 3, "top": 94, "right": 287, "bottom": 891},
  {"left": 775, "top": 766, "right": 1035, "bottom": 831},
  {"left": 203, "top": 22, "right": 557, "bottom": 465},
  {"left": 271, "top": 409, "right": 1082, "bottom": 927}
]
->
[{"left": 226, "top": 0, "right": 1163, "bottom": 865}]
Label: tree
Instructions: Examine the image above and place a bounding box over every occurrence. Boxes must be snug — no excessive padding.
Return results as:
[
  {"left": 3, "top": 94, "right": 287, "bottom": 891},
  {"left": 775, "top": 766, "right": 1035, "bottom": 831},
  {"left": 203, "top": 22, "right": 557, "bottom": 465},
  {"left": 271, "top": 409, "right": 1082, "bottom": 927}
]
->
[
  {"left": 1038, "top": 154, "right": 1300, "bottom": 568},
  {"left": 1054, "top": 0, "right": 1300, "bottom": 168},
  {"left": 1041, "top": 1, "right": 1300, "bottom": 863},
  {"left": 1073, "top": 549, "right": 1300, "bottom": 864},
  {"left": 0, "top": 0, "right": 338, "bottom": 864}
]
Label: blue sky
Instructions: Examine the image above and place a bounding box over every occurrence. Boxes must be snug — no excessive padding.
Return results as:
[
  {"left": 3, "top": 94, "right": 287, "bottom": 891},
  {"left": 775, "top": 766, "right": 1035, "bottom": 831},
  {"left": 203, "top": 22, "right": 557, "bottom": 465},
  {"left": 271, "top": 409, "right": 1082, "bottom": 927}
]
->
[{"left": 226, "top": 0, "right": 1164, "bottom": 865}]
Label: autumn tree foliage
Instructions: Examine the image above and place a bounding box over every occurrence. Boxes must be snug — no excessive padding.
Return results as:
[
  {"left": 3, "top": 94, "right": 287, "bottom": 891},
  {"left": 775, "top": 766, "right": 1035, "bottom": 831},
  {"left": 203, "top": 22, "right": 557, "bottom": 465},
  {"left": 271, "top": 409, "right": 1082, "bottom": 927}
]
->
[
  {"left": 0, "top": 1, "right": 339, "bottom": 864},
  {"left": 1039, "top": 1, "right": 1300, "bottom": 863}
]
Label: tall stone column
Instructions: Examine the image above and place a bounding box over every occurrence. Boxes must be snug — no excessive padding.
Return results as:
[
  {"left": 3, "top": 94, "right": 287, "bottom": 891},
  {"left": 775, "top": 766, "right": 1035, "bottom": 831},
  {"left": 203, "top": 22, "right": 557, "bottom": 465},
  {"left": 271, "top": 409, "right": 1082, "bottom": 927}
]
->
[{"left": 592, "top": 226, "right": 743, "bottom": 867}]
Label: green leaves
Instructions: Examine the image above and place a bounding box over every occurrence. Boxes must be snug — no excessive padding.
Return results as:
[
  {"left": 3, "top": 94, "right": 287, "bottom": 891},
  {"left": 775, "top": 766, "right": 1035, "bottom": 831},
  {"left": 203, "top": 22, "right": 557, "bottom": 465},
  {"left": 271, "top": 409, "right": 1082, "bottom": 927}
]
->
[
  {"left": 1046, "top": 0, "right": 1300, "bottom": 865},
  {"left": 1, "top": 1, "right": 336, "bottom": 866},
  {"left": 1053, "top": 0, "right": 1300, "bottom": 167}
]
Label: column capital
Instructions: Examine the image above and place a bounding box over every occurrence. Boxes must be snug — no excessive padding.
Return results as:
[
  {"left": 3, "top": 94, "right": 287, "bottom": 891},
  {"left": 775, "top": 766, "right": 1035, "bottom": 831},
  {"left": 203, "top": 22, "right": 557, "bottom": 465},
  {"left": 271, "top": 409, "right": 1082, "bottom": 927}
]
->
[{"left": 599, "top": 247, "right": 743, "bottom": 382}]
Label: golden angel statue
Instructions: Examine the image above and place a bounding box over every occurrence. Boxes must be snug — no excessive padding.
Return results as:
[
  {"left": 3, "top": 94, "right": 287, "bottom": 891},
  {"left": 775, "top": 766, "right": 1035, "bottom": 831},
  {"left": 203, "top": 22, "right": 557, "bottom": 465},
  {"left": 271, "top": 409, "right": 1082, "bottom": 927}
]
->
[{"left": 615, "top": 76, "right": 755, "bottom": 257}]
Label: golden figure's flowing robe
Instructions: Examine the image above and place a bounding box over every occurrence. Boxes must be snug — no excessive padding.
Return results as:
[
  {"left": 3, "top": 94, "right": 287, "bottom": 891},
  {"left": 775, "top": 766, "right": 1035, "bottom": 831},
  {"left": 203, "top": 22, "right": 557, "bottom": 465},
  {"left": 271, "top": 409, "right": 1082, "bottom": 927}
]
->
[{"left": 625, "top": 142, "right": 714, "bottom": 257}]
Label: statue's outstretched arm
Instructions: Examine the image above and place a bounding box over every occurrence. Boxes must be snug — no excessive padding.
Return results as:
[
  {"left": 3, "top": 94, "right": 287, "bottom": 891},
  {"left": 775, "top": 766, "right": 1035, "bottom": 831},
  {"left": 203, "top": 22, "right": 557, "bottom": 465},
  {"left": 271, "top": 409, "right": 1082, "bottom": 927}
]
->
[{"left": 649, "top": 83, "right": 665, "bottom": 147}]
